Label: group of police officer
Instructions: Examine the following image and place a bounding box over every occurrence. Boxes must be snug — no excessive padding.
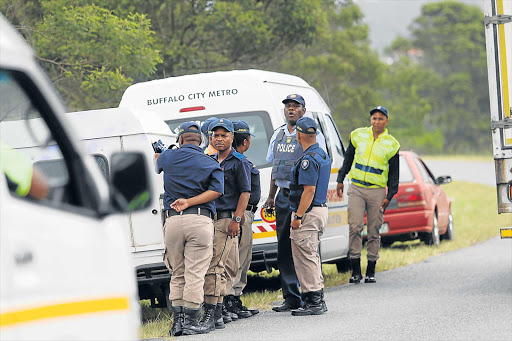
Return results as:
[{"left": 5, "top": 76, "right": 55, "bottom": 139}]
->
[{"left": 154, "top": 93, "right": 399, "bottom": 337}]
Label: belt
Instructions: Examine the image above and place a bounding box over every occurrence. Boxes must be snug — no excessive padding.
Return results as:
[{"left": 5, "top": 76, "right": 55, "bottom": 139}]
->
[
  {"left": 281, "top": 188, "right": 290, "bottom": 197},
  {"left": 165, "top": 207, "right": 212, "bottom": 219},
  {"left": 216, "top": 210, "right": 233, "bottom": 220},
  {"left": 306, "top": 203, "right": 328, "bottom": 213},
  {"left": 246, "top": 204, "right": 258, "bottom": 213}
]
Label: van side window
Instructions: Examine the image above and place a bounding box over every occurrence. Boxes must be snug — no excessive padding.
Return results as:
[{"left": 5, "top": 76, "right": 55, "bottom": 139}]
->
[
  {"left": 323, "top": 114, "right": 345, "bottom": 157},
  {"left": 0, "top": 69, "right": 89, "bottom": 210}
]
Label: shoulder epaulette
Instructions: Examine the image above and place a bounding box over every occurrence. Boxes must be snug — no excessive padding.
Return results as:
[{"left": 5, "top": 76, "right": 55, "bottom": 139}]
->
[{"left": 232, "top": 151, "right": 247, "bottom": 160}]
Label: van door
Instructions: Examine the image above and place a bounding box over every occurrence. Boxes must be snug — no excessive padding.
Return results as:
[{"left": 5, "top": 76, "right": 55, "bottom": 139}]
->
[{"left": 0, "top": 70, "right": 139, "bottom": 340}]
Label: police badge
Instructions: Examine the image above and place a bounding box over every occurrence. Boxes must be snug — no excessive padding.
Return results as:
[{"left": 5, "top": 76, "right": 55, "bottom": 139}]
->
[{"left": 301, "top": 159, "right": 309, "bottom": 170}]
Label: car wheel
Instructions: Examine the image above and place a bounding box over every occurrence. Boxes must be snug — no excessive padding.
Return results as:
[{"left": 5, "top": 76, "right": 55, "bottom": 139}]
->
[
  {"left": 441, "top": 208, "right": 454, "bottom": 241},
  {"left": 424, "top": 213, "right": 440, "bottom": 247},
  {"left": 335, "top": 257, "right": 352, "bottom": 273}
]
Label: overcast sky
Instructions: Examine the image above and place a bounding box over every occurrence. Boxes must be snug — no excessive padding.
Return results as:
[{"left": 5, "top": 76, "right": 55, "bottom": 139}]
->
[{"left": 355, "top": 0, "right": 485, "bottom": 54}]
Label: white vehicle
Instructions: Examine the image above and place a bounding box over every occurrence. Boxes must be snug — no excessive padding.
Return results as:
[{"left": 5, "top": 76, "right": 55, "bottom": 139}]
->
[
  {"left": 65, "top": 108, "right": 177, "bottom": 307},
  {"left": 484, "top": 0, "right": 512, "bottom": 238},
  {"left": 0, "top": 14, "right": 151, "bottom": 340},
  {"left": 119, "top": 69, "right": 352, "bottom": 292}
]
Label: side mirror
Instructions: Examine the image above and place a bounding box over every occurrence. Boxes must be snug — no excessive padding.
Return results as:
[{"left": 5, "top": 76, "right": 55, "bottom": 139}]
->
[
  {"left": 110, "top": 152, "right": 152, "bottom": 212},
  {"left": 435, "top": 175, "right": 452, "bottom": 185}
]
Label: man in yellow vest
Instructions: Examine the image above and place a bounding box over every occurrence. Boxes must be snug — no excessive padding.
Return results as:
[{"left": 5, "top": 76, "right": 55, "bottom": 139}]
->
[{"left": 336, "top": 106, "right": 400, "bottom": 284}]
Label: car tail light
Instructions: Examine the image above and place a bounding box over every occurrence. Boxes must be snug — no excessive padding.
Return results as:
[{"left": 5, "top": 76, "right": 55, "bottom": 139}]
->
[
  {"left": 179, "top": 106, "right": 206, "bottom": 113},
  {"left": 397, "top": 193, "right": 427, "bottom": 208}
]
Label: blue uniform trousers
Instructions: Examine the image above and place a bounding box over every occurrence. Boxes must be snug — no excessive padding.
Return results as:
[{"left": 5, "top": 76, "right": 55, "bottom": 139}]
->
[{"left": 275, "top": 189, "right": 301, "bottom": 305}]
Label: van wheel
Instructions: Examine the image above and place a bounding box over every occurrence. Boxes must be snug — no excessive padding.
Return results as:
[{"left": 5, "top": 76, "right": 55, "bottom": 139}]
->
[
  {"left": 424, "top": 213, "right": 440, "bottom": 247},
  {"left": 441, "top": 208, "right": 454, "bottom": 241},
  {"left": 335, "top": 258, "right": 352, "bottom": 273}
]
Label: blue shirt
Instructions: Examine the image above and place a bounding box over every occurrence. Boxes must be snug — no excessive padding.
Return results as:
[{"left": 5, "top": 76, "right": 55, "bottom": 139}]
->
[
  {"left": 156, "top": 144, "right": 224, "bottom": 214},
  {"left": 214, "top": 148, "right": 252, "bottom": 211},
  {"left": 289, "top": 143, "right": 331, "bottom": 212},
  {"left": 266, "top": 125, "right": 327, "bottom": 189}
]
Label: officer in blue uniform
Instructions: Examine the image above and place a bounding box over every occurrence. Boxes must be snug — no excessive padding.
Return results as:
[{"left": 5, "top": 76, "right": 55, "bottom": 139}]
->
[
  {"left": 201, "top": 118, "right": 252, "bottom": 332},
  {"left": 264, "top": 94, "right": 327, "bottom": 312},
  {"left": 288, "top": 117, "right": 330, "bottom": 316},
  {"left": 154, "top": 121, "right": 224, "bottom": 336}
]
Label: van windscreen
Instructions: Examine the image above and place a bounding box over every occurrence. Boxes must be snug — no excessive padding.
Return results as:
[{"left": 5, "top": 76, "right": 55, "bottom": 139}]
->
[{"left": 165, "top": 111, "right": 273, "bottom": 168}]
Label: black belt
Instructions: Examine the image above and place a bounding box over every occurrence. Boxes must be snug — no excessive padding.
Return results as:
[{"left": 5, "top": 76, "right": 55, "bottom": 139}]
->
[
  {"left": 306, "top": 203, "right": 328, "bottom": 213},
  {"left": 216, "top": 210, "right": 233, "bottom": 220},
  {"left": 246, "top": 204, "right": 258, "bottom": 213},
  {"left": 165, "top": 207, "right": 212, "bottom": 219},
  {"left": 281, "top": 188, "right": 290, "bottom": 197}
]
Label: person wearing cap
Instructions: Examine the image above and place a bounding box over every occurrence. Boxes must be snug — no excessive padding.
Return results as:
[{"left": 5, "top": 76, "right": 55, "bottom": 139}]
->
[
  {"left": 201, "top": 118, "right": 252, "bottom": 332},
  {"left": 336, "top": 106, "right": 400, "bottom": 284},
  {"left": 288, "top": 116, "right": 330, "bottom": 316},
  {"left": 154, "top": 121, "right": 224, "bottom": 336},
  {"left": 201, "top": 117, "right": 218, "bottom": 155},
  {"left": 265, "top": 93, "right": 327, "bottom": 312},
  {"left": 223, "top": 120, "right": 260, "bottom": 319}
]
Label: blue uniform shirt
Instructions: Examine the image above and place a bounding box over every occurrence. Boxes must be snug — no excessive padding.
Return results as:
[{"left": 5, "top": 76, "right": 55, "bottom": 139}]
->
[
  {"left": 214, "top": 148, "right": 252, "bottom": 211},
  {"left": 248, "top": 159, "right": 261, "bottom": 207},
  {"left": 289, "top": 143, "right": 331, "bottom": 212},
  {"left": 156, "top": 144, "right": 224, "bottom": 213}
]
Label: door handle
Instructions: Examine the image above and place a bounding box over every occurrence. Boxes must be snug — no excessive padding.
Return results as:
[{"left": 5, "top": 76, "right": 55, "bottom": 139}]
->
[{"left": 14, "top": 247, "right": 33, "bottom": 265}]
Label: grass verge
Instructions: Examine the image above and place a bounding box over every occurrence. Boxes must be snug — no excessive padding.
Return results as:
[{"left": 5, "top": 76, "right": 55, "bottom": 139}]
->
[{"left": 140, "top": 180, "right": 509, "bottom": 338}]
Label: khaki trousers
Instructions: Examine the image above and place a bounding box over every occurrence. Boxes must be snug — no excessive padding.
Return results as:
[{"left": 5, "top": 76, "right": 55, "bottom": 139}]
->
[
  {"left": 163, "top": 214, "right": 213, "bottom": 305},
  {"left": 290, "top": 206, "right": 327, "bottom": 293},
  {"left": 204, "top": 217, "right": 236, "bottom": 299},
  {"left": 228, "top": 210, "right": 255, "bottom": 296},
  {"left": 347, "top": 185, "right": 386, "bottom": 261}
]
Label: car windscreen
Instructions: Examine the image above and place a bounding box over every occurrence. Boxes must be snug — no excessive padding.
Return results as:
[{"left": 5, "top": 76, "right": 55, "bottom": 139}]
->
[
  {"left": 399, "top": 155, "right": 415, "bottom": 183},
  {"left": 165, "top": 111, "right": 273, "bottom": 168}
]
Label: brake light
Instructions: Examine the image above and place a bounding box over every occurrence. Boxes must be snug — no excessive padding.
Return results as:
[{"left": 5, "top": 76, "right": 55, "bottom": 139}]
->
[
  {"left": 397, "top": 193, "right": 427, "bottom": 208},
  {"left": 179, "top": 106, "right": 206, "bottom": 113}
]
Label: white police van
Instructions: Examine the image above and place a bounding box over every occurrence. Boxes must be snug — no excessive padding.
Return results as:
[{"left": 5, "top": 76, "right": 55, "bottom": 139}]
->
[
  {"left": 119, "top": 69, "right": 351, "bottom": 280},
  {"left": 0, "top": 14, "right": 151, "bottom": 340}
]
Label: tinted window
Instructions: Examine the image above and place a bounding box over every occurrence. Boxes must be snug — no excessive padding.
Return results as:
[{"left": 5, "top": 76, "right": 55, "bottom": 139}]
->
[
  {"left": 399, "top": 156, "right": 415, "bottom": 183},
  {"left": 323, "top": 114, "right": 344, "bottom": 158},
  {"left": 413, "top": 158, "right": 434, "bottom": 184},
  {"left": 165, "top": 111, "right": 273, "bottom": 168}
]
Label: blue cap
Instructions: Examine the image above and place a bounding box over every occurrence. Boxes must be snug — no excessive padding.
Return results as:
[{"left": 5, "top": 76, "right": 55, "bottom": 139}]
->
[
  {"left": 233, "top": 120, "right": 255, "bottom": 136},
  {"left": 370, "top": 106, "right": 388, "bottom": 118},
  {"left": 282, "top": 94, "right": 306, "bottom": 107},
  {"left": 201, "top": 117, "right": 218, "bottom": 135},
  {"left": 177, "top": 121, "right": 201, "bottom": 142},
  {"left": 296, "top": 117, "right": 317, "bottom": 134},
  {"left": 209, "top": 118, "right": 234, "bottom": 133}
]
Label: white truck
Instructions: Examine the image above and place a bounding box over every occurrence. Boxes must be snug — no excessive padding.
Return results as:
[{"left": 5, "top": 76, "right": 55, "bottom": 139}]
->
[
  {"left": 119, "top": 69, "right": 352, "bottom": 306},
  {"left": 484, "top": 0, "right": 512, "bottom": 238},
  {"left": 0, "top": 14, "right": 152, "bottom": 340}
]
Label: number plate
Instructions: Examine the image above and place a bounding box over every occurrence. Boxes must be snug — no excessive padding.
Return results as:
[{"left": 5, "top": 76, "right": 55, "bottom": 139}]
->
[{"left": 362, "top": 222, "right": 389, "bottom": 236}]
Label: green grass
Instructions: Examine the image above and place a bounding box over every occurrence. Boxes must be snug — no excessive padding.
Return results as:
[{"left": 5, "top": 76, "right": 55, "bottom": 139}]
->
[{"left": 140, "top": 180, "right": 509, "bottom": 338}]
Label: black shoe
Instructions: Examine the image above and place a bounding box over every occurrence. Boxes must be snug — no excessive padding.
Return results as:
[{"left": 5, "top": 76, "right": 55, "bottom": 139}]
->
[
  {"left": 214, "top": 303, "right": 225, "bottom": 329},
  {"left": 291, "top": 291, "right": 325, "bottom": 316},
  {"left": 221, "top": 303, "right": 232, "bottom": 324},
  {"left": 182, "top": 307, "right": 209, "bottom": 335},
  {"left": 234, "top": 295, "right": 259, "bottom": 315},
  {"left": 198, "top": 303, "right": 216, "bottom": 333},
  {"left": 272, "top": 300, "right": 301, "bottom": 312},
  {"left": 349, "top": 258, "right": 362, "bottom": 284},
  {"left": 169, "top": 305, "right": 184, "bottom": 337},
  {"left": 365, "top": 260, "right": 377, "bottom": 283},
  {"left": 227, "top": 295, "right": 252, "bottom": 318}
]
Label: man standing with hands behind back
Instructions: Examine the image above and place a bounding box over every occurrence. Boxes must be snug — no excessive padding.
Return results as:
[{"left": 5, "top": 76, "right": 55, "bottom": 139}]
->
[{"left": 336, "top": 106, "right": 400, "bottom": 284}]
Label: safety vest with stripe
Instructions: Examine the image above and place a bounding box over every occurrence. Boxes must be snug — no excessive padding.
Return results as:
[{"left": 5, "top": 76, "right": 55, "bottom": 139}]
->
[{"left": 349, "top": 126, "right": 400, "bottom": 188}]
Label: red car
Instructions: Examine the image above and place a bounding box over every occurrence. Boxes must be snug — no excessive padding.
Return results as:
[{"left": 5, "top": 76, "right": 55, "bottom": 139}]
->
[{"left": 363, "top": 151, "right": 454, "bottom": 247}]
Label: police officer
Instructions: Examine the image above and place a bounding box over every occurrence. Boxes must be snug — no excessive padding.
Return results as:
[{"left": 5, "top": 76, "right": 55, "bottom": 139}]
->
[
  {"left": 201, "top": 116, "right": 218, "bottom": 154},
  {"left": 336, "top": 106, "right": 400, "bottom": 284},
  {"left": 224, "top": 120, "right": 260, "bottom": 318},
  {"left": 288, "top": 116, "right": 330, "bottom": 315},
  {"left": 201, "top": 118, "right": 252, "bottom": 332},
  {"left": 155, "top": 122, "right": 224, "bottom": 336},
  {"left": 264, "top": 94, "right": 327, "bottom": 312}
]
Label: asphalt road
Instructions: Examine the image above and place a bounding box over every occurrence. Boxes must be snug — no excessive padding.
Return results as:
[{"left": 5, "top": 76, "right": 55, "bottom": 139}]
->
[
  {"left": 423, "top": 160, "right": 495, "bottom": 187},
  {"left": 163, "top": 237, "right": 511, "bottom": 341}
]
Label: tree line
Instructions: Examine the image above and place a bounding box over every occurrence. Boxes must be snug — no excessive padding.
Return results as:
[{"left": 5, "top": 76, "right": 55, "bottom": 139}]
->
[{"left": 1, "top": 0, "right": 491, "bottom": 154}]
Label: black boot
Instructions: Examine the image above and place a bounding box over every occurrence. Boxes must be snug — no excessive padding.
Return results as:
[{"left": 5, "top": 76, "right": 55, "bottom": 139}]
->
[
  {"left": 235, "top": 295, "right": 259, "bottom": 315},
  {"left": 291, "top": 291, "right": 325, "bottom": 316},
  {"left": 169, "top": 305, "right": 184, "bottom": 337},
  {"left": 214, "top": 303, "right": 225, "bottom": 329},
  {"left": 365, "top": 260, "right": 377, "bottom": 283},
  {"left": 320, "top": 290, "right": 328, "bottom": 312},
  {"left": 182, "top": 307, "right": 208, "bottom": 335},
  {"left": 349, "top": 258, "right": 362, "bottom": 283},
  {"left": 221, "top": 301, "right": 232, "bottom": 324},
  {"left": 227, "top": 295, "right": 252, "bottom": 318},
  {"left": 272, "top": 298, "right": 302, "bottom": 312},
  {"left": 198, "top": 303, "right": 216, "bottom": 333}
]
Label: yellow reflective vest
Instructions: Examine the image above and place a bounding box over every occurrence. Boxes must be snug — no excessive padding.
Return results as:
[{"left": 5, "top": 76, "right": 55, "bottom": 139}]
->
[{"left": 349, "top": 126, "right": 400, "bottom": 188}]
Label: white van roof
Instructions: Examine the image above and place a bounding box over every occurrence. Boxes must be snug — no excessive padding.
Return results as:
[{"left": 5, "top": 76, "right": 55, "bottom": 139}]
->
[
  {"left": 67, "top": 107, "right": 175, "bottom": 139},
  {"left": 119, "top": 69, "right": 330, "bottom": 121}
]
